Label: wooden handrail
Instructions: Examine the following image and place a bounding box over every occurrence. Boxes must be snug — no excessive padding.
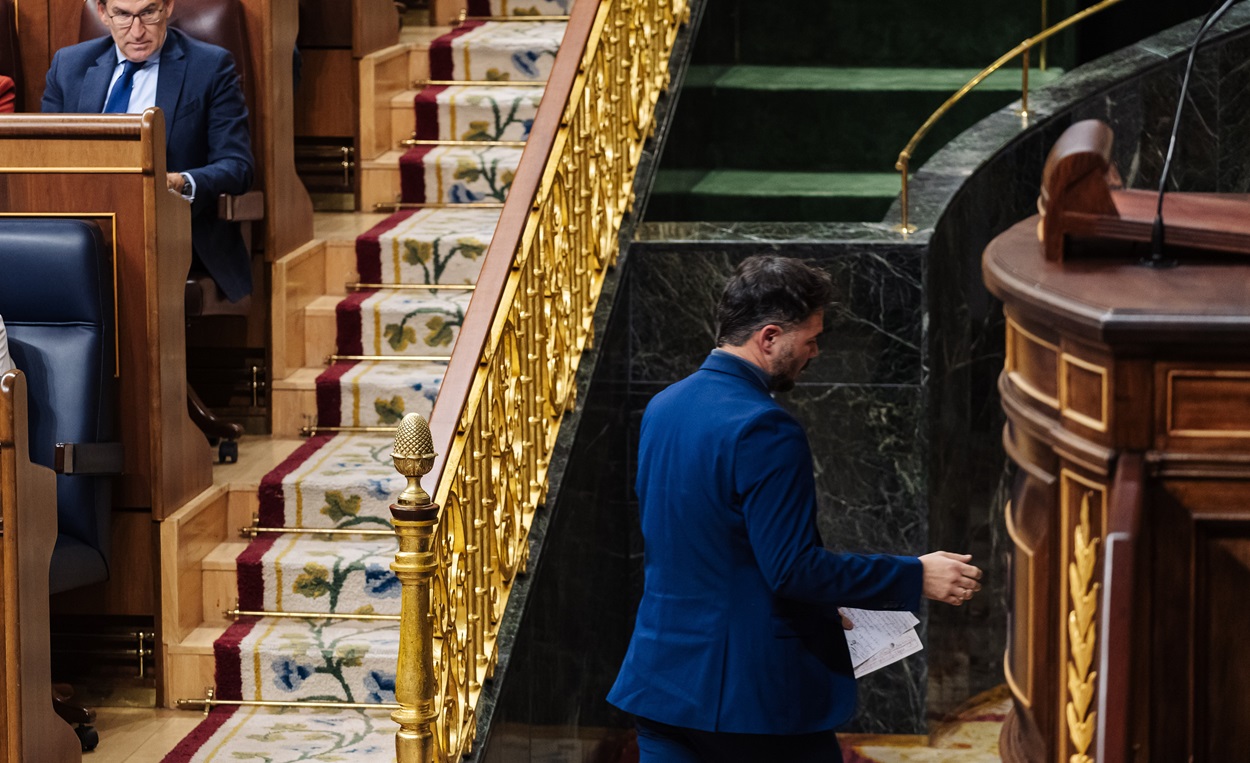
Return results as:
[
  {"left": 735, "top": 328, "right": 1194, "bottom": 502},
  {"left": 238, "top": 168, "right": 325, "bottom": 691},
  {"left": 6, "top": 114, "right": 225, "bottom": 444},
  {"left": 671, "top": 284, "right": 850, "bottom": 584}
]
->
[{"left": 423, "top": 0, "right": 600, "bottom": 481}]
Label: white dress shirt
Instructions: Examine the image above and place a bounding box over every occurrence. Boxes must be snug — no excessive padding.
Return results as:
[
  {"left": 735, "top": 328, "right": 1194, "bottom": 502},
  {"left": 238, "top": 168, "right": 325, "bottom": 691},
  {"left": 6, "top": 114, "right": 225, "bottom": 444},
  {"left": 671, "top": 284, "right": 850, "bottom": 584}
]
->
[
  {"left": 105, "top": 45, "right": 197, "bottom": 200},
  {"left": 0, "top": 314, "right": 15, "bottom": 374}
]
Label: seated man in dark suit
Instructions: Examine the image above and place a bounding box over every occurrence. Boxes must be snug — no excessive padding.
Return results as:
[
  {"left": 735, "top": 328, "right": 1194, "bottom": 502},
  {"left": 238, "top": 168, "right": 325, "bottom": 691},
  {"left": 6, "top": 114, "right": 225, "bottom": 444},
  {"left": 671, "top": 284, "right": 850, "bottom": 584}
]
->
[{"left": 42, "top": 0, "right": 255, "bottom": 302}]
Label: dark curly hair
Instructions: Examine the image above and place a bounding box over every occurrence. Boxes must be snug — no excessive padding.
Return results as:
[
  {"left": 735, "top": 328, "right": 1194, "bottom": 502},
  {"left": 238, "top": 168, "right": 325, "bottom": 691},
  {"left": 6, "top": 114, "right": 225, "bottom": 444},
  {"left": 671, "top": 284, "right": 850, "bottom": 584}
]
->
[{"left": 715, "top": 256, "right": 834, "bottom": 346}]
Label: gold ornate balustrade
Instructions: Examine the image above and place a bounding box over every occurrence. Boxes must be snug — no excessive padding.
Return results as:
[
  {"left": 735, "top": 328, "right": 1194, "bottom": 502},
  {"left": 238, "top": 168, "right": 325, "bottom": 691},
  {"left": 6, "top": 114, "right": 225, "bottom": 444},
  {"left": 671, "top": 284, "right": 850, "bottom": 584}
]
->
[{"left": 388, "top": 0, "right": 690, "bottom": 760}]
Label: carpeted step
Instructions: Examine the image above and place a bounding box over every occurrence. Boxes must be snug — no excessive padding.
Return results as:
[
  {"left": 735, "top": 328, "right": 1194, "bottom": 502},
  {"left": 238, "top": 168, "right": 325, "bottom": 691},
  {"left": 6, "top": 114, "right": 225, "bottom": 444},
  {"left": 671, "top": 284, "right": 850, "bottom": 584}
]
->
[
  {"left": 429, "top": 20, "right": 566, "bottom": 81},
  {"left": 468, "top": 0, "right": 572, "bottom": 16},
  {"left": 694, "top": 0, "right": 1071, "bottom": 69},
  {"left": 648, "top": 169, "right": 901, "bottom": 222},
  {"left": 335, "top": 288, "right": 473, "bottom": 357},
  {"left": 215, "top": 618, "right": 400, "bottom": 703},
  {"left": 165, "top": 13, "right": 574, "bottom": 761},
  {"left": 414, "top": 84, "right": 542, "bottom": 142},
  {"left": 160, "top": 705, "right": 395, "bottom": 761},
  {"left": 661, "top": 65, "right": 1065, "bottom": 173},
  {"left": 399, "top": 144, "right": 523, "bottom": 203},
  {"left": 316, "top": 360, "right": 445, "bottom": 429},
  {"left": 356, "top": 206, "right": 500, "bottom": 286},
  {"left": 237, "top": 535, "right": 401, "bottom": 615},
  {"left": 257, "top": 433, "right": 401, "bottom": 530}
]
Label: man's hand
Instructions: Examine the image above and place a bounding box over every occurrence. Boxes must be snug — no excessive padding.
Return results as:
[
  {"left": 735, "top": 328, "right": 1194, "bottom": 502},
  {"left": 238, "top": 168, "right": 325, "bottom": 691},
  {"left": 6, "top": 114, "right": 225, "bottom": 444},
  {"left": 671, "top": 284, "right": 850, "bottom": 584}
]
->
[
  {"left": 919, "top": 551, "right": 982, "bottom": 606},
  {"left": 166, "top": 172, "right": 186, "bottom": 195}
]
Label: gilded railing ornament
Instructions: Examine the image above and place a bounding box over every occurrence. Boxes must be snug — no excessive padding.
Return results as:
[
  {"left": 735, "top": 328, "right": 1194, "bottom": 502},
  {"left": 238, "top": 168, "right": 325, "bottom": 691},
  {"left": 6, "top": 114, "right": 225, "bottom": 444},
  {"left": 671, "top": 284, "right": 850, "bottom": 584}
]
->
[
  {"left": 1065, "top": 492, "right": 1100, "bottom": 763},
  {"left": 393, "top": 0, "right": 689, "bottom": 759},
  {"left": 390, "top": 413, "right": 443, "bottom": 763}
]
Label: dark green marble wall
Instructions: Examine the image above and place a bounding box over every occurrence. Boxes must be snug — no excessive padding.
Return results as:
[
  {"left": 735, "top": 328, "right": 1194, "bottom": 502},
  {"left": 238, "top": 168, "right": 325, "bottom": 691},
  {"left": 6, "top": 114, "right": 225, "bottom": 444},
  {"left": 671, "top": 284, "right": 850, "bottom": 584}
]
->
[{"left": 469, "top": 8, "right": 1250, "bottom": 760}]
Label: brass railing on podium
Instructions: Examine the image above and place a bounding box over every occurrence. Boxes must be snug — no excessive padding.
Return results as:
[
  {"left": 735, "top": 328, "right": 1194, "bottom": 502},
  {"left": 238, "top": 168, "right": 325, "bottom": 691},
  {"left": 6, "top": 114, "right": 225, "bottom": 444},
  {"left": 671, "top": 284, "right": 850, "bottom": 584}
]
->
[{"left": 387, "top": 0, "right": 690, "bottom": 760}]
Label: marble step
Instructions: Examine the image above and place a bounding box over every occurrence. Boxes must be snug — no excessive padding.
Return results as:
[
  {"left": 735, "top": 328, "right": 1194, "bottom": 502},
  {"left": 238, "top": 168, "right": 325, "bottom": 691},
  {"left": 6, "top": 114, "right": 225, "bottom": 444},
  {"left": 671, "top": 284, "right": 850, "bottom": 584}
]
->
[
  {"left": 648, "top": 168, "right": 902, "bottom": 223},
  {"left": 662, "top": 65, "right": 1064, "bottom": 173}
]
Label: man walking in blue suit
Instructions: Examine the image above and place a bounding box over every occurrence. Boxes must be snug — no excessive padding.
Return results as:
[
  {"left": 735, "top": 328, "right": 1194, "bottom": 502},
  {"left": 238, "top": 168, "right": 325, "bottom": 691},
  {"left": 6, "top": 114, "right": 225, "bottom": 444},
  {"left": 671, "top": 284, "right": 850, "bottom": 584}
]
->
[
  {"left": 609, "top": 256, "right": 983, "bottom": 762},
  {"left": 42, "top": 0, "right": 255, "bottom": 303}
]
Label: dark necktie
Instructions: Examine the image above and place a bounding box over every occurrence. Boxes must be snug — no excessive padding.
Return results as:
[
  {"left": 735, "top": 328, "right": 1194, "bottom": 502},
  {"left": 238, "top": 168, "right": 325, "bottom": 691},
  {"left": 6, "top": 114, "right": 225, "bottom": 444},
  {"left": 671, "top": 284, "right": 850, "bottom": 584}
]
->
[{"left": 103, "top": 60, "right": 145, "bottom": 114}]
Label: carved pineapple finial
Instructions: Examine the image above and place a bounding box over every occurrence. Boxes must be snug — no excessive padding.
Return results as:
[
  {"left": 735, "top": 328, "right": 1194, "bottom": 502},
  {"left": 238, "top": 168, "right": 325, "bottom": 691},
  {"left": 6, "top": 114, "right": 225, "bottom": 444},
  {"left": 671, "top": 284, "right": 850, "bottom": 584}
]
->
[{"left": 392, "top": 413, "right": 437, "bottom": 508}]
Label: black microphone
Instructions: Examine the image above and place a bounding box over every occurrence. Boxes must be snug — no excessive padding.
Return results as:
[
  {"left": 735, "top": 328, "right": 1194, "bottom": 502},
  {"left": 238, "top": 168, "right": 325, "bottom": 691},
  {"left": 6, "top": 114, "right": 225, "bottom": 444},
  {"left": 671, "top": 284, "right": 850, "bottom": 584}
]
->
[{"left": 1146, "top": 0, "right": 1241, "bottom": 267}]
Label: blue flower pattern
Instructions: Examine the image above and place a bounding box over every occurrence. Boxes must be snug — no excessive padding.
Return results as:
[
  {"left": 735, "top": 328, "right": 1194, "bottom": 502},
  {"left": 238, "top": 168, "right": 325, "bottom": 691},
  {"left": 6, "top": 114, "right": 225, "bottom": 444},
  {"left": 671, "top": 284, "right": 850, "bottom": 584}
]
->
[
  {"left": 273, "top": 658, "right": 314, "bottom": 692},
  {"left": 450, "top": 184, "right": 485, "bottom": 204},
  {"left": 364, "top": 670, "right": 397, "bottom": 703},
  {"left": 512, "top": 50, "right": 541, "bottom": 78},
  {"left": 366, "top": 478, "right": 394, "bottom": 500},
  {"left": 364, "top": 564, "right": 401, "bottom": 598}
]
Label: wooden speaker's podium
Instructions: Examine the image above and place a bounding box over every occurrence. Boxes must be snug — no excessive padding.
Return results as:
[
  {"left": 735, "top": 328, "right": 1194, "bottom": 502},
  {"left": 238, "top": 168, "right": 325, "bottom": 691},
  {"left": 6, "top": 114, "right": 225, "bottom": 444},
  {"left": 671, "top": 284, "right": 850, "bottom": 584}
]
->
[{"left": 984, "top": 119, "right": 1250, "bottom": 763}]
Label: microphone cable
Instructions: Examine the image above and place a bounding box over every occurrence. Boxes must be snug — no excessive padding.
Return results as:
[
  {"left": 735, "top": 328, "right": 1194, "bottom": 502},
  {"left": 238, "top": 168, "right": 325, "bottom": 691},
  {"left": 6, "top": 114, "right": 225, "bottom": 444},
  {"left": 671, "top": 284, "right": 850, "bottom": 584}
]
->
[{"left": 1148, "top": 0, "right": 1241, "bottom": 266}]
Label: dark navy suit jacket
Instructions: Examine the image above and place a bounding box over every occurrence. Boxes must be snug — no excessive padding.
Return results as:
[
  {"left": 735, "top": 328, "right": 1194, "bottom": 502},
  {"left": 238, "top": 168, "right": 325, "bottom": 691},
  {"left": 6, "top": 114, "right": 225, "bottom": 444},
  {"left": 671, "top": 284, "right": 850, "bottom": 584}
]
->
[
  {"left": 608, "top": 352, "right": 923, "bottom": 734},
  {"left": 42, "top": 28, "right": 255, "bottom": 302}
]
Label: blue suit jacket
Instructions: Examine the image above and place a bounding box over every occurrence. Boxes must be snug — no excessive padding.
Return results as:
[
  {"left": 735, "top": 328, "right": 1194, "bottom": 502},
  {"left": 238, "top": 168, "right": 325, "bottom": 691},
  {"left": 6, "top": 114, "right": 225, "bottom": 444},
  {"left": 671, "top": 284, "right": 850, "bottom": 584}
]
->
[
  {"left": 608, "top": 352, "right": 923, "bottom": 734},
  {"left": 42, "top": 28, "right": 255, "bottom": 302}
]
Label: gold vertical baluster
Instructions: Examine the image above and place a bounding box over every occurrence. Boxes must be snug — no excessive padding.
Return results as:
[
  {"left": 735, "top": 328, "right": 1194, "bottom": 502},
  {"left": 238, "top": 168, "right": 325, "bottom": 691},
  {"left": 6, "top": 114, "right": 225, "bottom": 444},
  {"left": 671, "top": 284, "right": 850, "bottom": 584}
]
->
[{"left": 390, "top": 413, "right": 443, "bottom": 763}]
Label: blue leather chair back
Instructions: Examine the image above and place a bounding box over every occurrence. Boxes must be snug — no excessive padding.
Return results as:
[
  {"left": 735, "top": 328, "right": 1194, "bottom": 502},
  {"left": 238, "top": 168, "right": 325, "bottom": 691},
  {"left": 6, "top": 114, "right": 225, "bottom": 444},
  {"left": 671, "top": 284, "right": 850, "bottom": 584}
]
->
[{"left": 0, "top": 219, "right": 115, "bottom": 593}]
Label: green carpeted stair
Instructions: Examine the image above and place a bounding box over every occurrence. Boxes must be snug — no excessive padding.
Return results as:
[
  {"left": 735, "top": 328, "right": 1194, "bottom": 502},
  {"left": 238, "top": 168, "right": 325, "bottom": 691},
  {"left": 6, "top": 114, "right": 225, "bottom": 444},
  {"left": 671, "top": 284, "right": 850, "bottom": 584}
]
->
[{"left": 650, "top": 0, "right": 1073, "bottom": 222}]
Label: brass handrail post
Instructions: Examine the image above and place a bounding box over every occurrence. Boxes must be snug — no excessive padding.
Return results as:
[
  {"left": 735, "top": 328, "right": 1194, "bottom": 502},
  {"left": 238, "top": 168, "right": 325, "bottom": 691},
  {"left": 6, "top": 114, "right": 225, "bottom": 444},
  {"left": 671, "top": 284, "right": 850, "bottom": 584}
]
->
[
  {"left": 1040, "top": 0, "right": 1049, "bottom": 70},
  {"left": 1019, "top": 46, "right": 1031, "bottom": 120},
  {"left": 390, "top": 413, "right": 443, "bottom": 763},
  {"left": 894, "top": 154, "right": 914, "bottom": 235}
]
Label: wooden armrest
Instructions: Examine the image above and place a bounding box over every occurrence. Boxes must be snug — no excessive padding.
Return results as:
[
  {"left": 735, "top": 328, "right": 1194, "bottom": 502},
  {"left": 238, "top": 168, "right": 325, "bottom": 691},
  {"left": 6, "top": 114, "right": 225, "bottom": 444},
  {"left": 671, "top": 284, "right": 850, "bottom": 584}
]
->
[
  {"left": 218, "top": 190, "right": 264, "bottom": 222},
  {"left": 54, "top": 442, "right": 124, "bottom": 475}
]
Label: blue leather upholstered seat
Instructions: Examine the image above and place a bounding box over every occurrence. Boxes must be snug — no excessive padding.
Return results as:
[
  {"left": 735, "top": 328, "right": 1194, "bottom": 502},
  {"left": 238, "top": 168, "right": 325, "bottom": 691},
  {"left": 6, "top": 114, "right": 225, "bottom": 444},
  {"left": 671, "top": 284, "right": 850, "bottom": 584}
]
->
[{"left": 0, "top": 219, "right": 115, "bottom": 594}]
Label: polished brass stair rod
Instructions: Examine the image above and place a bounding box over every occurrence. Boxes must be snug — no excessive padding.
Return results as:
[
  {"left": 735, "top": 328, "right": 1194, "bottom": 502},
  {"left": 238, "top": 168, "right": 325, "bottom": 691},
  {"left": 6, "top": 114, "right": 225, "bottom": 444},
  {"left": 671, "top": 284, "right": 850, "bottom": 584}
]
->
[{"left": 390, "top": 413, "right": 444, "bottom": 763}]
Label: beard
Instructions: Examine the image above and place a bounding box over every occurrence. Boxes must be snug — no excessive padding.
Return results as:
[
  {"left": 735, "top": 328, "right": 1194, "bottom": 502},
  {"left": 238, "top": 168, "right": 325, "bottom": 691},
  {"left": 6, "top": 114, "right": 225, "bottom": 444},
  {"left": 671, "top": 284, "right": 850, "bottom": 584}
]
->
[
  {"left": 768, "top": 373, "right": 795, "bottom": 392},
  {"left": 767, "top": 344, "right": 808, "bottom": 392}
]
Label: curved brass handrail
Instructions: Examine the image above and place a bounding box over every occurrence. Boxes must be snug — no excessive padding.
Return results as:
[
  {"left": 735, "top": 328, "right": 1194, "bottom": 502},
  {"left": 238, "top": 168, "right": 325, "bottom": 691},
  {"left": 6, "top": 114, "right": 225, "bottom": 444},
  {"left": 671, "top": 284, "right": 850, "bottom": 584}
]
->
[{"left": 893, "top": 0, "right": 1124, "bottom": 234}]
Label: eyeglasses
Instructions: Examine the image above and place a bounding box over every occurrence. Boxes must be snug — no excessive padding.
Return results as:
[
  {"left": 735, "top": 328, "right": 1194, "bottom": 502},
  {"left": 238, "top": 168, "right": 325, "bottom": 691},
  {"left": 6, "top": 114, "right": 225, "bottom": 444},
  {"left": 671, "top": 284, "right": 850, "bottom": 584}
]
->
[{"left": 105, "top": 5, "right": 165, "bottom": 28}]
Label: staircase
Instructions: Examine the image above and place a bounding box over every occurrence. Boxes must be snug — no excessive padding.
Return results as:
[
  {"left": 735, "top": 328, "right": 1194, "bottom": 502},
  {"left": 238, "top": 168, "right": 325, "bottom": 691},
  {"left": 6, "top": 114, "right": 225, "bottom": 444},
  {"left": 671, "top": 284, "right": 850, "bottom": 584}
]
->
[
  {"left": 649, "top": 0, "right": 1070, "bottom": 222},
  {"left": 159, "top": 5, "right": 575, "bottom": 759}
]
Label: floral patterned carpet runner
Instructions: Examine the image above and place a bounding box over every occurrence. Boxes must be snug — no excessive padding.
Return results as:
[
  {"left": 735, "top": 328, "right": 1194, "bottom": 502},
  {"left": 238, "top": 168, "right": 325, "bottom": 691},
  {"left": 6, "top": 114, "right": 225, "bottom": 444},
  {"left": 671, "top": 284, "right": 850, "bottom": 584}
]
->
[{"left": 162, "top": 5, "right": 569, "bottom": 760}]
